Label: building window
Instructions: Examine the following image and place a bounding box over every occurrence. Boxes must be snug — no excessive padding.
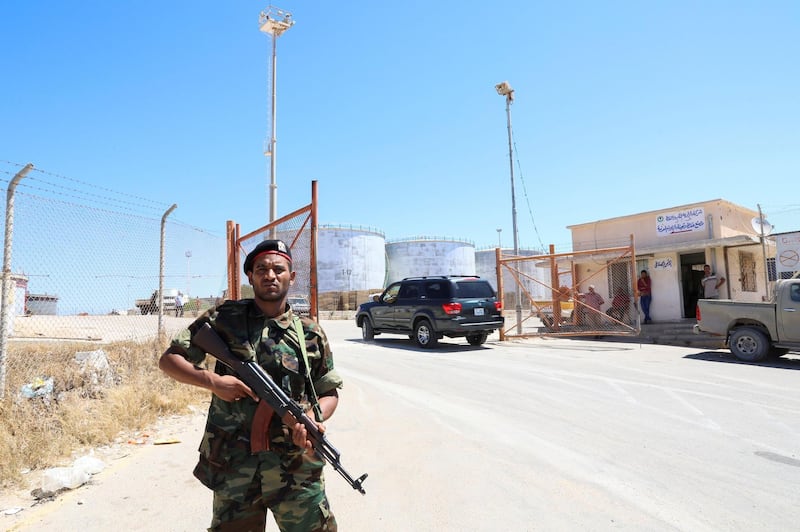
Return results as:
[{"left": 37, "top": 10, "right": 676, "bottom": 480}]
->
[
  {"left": 636, "top": 258, "right": 649, "bottom": 277},
  {"left": 767, "top": 257, "right": 798, "bottom": 281},
  {"left": 739, "top": 251, "right": 757, "bottom": 292}
]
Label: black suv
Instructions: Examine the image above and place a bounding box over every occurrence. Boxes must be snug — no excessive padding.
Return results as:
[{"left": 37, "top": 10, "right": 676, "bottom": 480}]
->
[{"left": 355, "top": 276, "right": 504, "bottom": 348}]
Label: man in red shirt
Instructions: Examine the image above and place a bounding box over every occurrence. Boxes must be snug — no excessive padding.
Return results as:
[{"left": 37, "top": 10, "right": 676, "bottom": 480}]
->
[{"left": 637, "top": 270, "right": 652, "bottom": 324}]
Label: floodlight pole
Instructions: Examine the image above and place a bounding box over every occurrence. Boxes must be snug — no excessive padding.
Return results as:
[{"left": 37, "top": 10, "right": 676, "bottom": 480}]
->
[
  {"left": 259, "top": 6, "right": 294, "bottom": 229},
  {"left": 496, "top": 81, "right": 522, "bottom": 333}
]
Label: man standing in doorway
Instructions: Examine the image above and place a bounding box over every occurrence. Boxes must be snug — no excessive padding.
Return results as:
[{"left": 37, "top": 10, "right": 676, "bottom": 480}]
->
[{"left": 701, "top": 264, "right": 726, "bottom": 299}]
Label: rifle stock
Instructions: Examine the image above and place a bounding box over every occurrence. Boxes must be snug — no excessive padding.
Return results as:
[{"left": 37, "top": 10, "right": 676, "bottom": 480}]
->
[{"left": 191, "top": 322, "right": 367, "bottom": 495}]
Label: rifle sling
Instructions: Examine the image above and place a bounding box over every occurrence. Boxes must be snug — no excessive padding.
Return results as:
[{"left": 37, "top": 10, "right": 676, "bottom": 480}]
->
[{"left": 293, "top": 316, "right": 324, "bottom": 423}]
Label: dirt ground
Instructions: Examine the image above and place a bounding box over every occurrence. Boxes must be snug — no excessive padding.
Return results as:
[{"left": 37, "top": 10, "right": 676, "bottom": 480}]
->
[
  {"left": 0, "top": 406, "right": 210, "bottom": 531},
  {"left": 0, "top": 315, "right": 356, "bottom": 531}
]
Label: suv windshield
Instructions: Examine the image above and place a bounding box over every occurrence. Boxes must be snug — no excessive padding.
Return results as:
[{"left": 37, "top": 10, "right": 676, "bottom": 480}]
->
[{"left": 454, "top": 281, "right": 495, "bottom": 298}]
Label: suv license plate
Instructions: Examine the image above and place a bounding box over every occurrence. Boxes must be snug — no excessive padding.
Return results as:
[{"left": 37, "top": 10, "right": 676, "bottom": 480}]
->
[{"left": 474, "top": 308, "right": 485, "bottom": 316}]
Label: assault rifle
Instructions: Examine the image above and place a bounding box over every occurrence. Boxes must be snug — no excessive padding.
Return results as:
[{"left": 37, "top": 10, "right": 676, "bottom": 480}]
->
[{"left": 191, "top": 322, "right": 368, "bottom": 495}]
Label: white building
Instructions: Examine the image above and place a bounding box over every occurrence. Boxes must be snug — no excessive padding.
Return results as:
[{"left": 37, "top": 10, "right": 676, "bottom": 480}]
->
[{"left": 568, "top": 199, "right": 773, "bottom": 320}]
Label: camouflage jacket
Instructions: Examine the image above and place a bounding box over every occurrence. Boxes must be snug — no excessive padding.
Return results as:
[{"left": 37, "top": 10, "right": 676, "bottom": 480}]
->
[{"left": 169, "top": 300, "right": 343, "bottom": 472}]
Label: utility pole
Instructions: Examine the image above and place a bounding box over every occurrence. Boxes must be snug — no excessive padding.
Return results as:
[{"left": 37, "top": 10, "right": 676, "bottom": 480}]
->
[
  {"left": 495, "top": 81, "right": 522, "bottom": 333},
  {"left": 757, "top": 204, "right": 770, "bottom": 301}
]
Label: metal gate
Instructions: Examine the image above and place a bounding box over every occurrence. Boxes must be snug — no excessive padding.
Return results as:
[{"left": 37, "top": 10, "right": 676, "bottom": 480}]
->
[
  {"left": 226, "top": 181, "right": 319, "bottom": 320},
  {"left": 497, "top": 237, "right": 639, "bottom": 340}
]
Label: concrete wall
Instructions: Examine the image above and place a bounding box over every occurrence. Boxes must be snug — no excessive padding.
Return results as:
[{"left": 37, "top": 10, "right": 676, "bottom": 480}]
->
[{"left": 723, "top": 243, "right": 767, "bottom": 302}]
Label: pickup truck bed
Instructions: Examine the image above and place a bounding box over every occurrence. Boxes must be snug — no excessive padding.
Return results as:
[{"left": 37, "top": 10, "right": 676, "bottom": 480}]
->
[{"left": 694, "top": 278, "right": 800, "bottom": 361}]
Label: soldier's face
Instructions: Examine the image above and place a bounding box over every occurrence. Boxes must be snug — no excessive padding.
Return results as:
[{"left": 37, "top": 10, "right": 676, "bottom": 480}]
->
[{"left": 248, "top": 254, "right": 295, "bottom": 302}]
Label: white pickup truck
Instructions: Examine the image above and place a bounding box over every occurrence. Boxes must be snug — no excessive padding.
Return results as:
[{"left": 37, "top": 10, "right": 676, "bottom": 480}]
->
[{"left": 694, "top": 275, "right": 800, "bottom": 361}]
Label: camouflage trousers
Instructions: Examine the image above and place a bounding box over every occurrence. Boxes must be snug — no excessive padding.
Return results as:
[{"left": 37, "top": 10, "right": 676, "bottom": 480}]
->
[{"left": 208, "top": 448, "right": 337, "bottom": 532}]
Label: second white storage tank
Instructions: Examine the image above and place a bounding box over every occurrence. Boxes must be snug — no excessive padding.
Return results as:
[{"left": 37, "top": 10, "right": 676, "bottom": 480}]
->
[{"left": 385, "top": 237, "right": 475, "bottom": 285}]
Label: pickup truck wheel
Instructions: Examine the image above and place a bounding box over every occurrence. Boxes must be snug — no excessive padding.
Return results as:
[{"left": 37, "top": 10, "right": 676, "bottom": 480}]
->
[
  {"left": 413, "top": 320, "right": 438, "bottom": 349},
  {"left": 466, "top": 333, "right": 488, "bottom": 346},
  {"left": 729, "top": 327, "right": 770, "bottom": 362},
  {"left": 361, "top": 319, "right": 374, "bottom": 341}
]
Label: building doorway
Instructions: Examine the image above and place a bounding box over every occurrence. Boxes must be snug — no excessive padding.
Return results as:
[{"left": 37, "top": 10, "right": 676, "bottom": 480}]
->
[{"left": 680, "top": 252, "right": 706, "bottom": 318}]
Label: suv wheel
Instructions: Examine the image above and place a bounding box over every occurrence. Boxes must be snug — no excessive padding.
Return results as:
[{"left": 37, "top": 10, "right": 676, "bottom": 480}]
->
[
  {"left": 413, "top": 319, "right": 438, "bottom": 349},
  {"left": 361, "top": 319, "right": 374, "bottom": 341},
  {"left": 466, "top": 332, "right": 488, "bottom": 346}
]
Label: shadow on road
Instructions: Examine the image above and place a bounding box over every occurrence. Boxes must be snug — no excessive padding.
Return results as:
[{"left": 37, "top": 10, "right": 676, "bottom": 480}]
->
[
  {"left": 684, "top": 351, "right": 800, "bottom": 370},
  {"left": 345, "top": 337, "right": 492, "bottom": 353}
]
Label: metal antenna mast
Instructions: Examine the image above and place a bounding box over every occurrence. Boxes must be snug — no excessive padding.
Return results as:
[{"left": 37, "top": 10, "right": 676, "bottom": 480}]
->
[{"left": 259, "top": 6, "right": 294, "bottom": 225}]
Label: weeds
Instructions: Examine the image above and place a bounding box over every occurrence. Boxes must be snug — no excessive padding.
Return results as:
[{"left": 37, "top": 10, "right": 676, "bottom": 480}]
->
[{"left": 0, "top": 340, "right": 207, "bottom": 488}]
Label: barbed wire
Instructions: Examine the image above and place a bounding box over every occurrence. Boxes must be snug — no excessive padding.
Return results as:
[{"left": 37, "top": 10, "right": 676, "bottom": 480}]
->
[
  {"left": 0, "top": 160, "right": 171, "bottom": 215},
  {"left": 1, "top": 161, "right": 224, "bottom": 236},
  {"left": 7, "top": 184, "right": 169, "bottom": 220},
  {"left": 1, "top": 160, "right": 167, "bottom": 206}
]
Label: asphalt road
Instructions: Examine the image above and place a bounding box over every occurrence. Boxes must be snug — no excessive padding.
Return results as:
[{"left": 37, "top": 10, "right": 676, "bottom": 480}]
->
[{"left": 4, "top": 321, "right": 800, "bottom": 531}]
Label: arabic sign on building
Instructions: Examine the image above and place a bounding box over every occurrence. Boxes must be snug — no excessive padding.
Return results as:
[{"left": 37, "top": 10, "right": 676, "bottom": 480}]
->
[
  {"left": 654, "top": 257, "right": 674, "bottom": 270},
  {"left": 776, "top": 231, "right": 800, "bottom": 274},
  {"left": 656, "top": 207, "right": 705, "bottom": 237}
]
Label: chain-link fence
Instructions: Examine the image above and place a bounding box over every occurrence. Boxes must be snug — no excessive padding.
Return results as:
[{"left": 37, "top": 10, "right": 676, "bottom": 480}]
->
[
  {"left": 3, "top": 166, "right": 227, "bottom": 341},
  {"left": 498, "top": 241, "right": 640, "bottom": 339},
  {"left": 0, "top": 163, "right": 227, "bottom": 397}
]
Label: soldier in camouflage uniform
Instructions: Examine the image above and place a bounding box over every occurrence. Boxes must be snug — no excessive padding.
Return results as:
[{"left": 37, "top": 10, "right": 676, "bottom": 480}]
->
[{"left": 159, "top": 239, "right": 343, "bottom": 532}]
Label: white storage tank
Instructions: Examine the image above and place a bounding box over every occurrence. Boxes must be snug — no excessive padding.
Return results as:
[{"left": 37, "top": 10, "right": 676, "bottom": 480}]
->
[
  {"left": 385, "top": 237, "right": 475, "bottom": 285},
  {"left": 475, "top": 248, "right": 549, "bottom": 301},
  {"left": 317, "top": 225, "right": 386, "bottom": 292}
]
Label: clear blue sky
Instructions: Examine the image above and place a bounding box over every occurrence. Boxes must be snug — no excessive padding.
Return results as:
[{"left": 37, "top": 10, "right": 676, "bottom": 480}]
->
[{"left": 2, "top": 1, "right": 798, "bottom": 252}]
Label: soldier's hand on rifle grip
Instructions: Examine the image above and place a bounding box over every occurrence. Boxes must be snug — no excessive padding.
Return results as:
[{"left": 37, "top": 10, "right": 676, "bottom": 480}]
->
[
  {"left": 291, "top": 418, "right": 325, "bottom": 453},
  {"left": 212, "top": 374, "right": 259, "bottom": 403}
]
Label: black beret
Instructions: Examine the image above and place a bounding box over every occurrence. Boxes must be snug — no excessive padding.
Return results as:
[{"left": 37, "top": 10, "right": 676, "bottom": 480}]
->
[{"left": 244, "top": 239, "right": 292, "bottom": 273}]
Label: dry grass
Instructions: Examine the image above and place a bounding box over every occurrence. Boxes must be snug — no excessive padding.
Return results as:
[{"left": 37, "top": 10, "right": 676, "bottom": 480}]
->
[{"left": 0, "top": 340, "right": 207, "bottom": 488}]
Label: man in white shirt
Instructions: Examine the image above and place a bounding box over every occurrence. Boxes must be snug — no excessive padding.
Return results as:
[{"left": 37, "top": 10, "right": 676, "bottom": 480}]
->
[{"left": 700, "top": 264, "right": 726, "bottom": 299}]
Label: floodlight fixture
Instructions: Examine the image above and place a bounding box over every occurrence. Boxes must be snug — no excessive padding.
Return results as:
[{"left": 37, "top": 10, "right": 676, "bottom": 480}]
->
[
  {"left": 495, "top": 81, "right": 514, "bottom": 100},
  {"left": 259, "top": 7, "right": 294, "bottom": 36}
]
